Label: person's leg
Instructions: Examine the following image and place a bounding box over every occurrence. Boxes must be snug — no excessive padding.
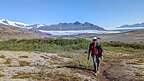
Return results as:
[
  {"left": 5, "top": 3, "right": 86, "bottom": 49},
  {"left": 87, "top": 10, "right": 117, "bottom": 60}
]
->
[
  {"left": 96, "top": 56, "right": 100, "bottom": 71},
  {"left": 92, "top": 55, "right": 97, "bottom": 73}
]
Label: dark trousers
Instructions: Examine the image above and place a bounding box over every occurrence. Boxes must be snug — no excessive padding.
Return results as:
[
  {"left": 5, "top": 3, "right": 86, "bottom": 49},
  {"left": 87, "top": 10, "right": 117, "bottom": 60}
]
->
[{"left": 92, "top": 55, "right": 100, "bottom": 73}]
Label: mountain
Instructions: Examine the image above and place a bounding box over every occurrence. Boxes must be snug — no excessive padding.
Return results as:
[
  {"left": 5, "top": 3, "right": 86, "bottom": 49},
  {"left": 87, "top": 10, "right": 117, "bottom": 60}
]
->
[
  {"left": 0, "top": 19, "right": 106, "bottom": 36},
  {"left": 38, "top": 21, "right": 105, "bottom": 31},
  {"left": 119, "top": 22, "right": 144, "bottom": 28}
]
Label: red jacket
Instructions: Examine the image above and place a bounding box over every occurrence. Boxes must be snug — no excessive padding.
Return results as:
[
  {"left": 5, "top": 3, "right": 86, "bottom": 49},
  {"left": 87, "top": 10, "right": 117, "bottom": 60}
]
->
[{"left": 88, "top": 41, "right": 103, "bottom": 56}]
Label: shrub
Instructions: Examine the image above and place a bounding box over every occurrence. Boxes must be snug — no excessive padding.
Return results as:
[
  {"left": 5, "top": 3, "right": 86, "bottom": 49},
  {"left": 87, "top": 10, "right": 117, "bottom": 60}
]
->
[
  {"left": 19, "top": 61, "right": 31, "bottom": 66},
  {"left": 103, "top": 41, "right": 144, "bottom": 49},
  {"left": 4, "top": 58, "right": 11, "bottom": 64},
  {"left": 0, "top": 55, "right": 5, "bottom": 58},
  {"left": 0, "top": 38, "right": 90, "bottom": 52}
]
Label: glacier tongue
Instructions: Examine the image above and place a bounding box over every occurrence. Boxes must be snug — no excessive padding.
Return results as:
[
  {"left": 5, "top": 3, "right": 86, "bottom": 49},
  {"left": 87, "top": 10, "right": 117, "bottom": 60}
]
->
[
  {"left": 0, "top": 18, "right": 29, "bottom": 27},
  {"left": 0, "top": 18, "right": 45, "bottom": 29}
]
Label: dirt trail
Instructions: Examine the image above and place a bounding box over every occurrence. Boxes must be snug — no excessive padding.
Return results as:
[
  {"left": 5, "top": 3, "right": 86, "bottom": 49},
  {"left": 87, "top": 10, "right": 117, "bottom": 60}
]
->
[{"left": 101, "top": 51, "right": 144, "bottom": 81}]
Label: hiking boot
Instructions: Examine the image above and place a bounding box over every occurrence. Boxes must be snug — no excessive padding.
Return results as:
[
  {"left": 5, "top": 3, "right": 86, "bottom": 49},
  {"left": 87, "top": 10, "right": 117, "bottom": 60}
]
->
[
  {"left": 97, "top": 71, "right": 100, "bottom": 74},
  {"left": 94, "top": 73, "right": 97, "bottom": 76}
]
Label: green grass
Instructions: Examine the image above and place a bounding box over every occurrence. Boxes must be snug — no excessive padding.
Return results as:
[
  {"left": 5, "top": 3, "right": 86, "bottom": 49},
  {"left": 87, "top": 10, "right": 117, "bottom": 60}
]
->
[
  {"left": 0, "top": 38, "right": 143, "bottom": 62},
  {"left": 103, "top": 41, "right": 144, "bottom": 49},
  {"left": 0, "top": 39, "right": 143, "bottom": 53},
  {"left": 0, "top": 38, "right": 90, "bottom": 52}
]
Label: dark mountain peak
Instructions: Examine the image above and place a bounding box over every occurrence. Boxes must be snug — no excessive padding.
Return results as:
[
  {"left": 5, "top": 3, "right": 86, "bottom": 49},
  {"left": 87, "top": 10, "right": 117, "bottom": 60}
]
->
[
  {"left": 58, "top": 23, "right": 69, "bottom": 25},
  {"left": 58, "top": 21, "right": 94, "bottom": 26},
  {"left": 73, "top": 21, "right": 81, "bottom": 25},
  {"left": 57, "top": 21, "right": 96, "bottom": 26},
  {"left": 83, "top": 22, "right": 94, "bottom": 26}
]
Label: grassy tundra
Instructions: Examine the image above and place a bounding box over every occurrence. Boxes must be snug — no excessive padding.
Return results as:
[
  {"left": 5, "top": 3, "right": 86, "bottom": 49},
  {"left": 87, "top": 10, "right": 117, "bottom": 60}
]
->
[
  {"left": 0, "top": 38, "right": 144, "bottom": 52},
  {"left": 0, "top": 38, "right": 143, "bottom": 81}
]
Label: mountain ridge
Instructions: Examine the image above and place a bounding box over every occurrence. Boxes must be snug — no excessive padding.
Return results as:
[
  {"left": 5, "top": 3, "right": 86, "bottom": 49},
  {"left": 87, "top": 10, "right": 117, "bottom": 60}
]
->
[
  {"left": 0, "top": 19, "right": 105, "bottom": 31},
  {"left": 119, "top": 22, "right": 144, "bottom": 28},
  {"left": 38, "top": 21, "right": 105, "bottom": 31}
]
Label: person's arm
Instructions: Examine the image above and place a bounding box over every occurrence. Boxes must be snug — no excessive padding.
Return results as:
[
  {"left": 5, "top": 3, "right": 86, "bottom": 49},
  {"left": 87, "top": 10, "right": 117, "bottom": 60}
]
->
[{"left": 88, "top": 43, "right": 91, "bottom": 60}]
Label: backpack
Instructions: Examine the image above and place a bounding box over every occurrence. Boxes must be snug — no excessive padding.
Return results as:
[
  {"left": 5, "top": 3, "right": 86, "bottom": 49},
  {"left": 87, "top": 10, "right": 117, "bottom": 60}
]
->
[{"left": 96, "top": 43, "right": 103, "bottom": 57}]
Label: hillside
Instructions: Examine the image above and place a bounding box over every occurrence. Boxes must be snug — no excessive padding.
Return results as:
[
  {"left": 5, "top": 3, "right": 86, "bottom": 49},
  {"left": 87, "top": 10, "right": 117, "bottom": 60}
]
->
[
  {"left": 0, "top": 24, "right": 45, "bottom": 40},
  {"left": 124, "top": 29, "right": 144, "bottom": 34},
  {"left": 97, "top": 29, "right": 144, "bottom": 44}
]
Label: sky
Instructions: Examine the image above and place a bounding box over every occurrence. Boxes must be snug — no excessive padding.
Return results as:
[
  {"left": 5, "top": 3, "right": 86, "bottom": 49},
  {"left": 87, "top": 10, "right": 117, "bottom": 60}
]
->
[{"left": 0, "top": 0, "right": 144, "bottom": 29}]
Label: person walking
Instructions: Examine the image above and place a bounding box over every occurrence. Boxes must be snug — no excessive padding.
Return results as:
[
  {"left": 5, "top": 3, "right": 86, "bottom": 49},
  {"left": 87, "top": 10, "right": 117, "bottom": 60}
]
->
[{"left": 88, "top": 37, "right": 103, "bottom": 74}]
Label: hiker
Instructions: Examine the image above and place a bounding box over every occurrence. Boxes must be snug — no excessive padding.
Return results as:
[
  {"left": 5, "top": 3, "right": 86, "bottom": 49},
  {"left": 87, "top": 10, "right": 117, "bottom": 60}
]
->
[{"left": 88, "top": 37, "right": 103, "bottom": 74}]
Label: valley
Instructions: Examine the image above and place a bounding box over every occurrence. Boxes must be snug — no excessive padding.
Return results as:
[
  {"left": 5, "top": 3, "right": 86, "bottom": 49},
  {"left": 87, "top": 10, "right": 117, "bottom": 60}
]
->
[{"left": 0, "top": 19, "right": 144, "bottom": 81}]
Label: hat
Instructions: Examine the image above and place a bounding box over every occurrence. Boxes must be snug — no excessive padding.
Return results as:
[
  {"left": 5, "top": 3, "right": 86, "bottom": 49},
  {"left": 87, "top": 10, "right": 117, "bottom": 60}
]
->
[{"left": 93, "top": 37, "right": 97, "bottom": 40}]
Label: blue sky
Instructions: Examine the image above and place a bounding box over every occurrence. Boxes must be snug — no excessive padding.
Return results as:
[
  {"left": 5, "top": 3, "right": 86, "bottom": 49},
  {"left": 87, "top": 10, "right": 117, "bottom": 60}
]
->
[{"left": 0, "top": 0, "right": 144, "bottom": 29}]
